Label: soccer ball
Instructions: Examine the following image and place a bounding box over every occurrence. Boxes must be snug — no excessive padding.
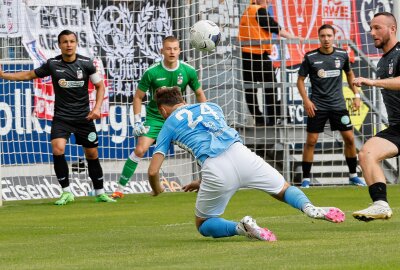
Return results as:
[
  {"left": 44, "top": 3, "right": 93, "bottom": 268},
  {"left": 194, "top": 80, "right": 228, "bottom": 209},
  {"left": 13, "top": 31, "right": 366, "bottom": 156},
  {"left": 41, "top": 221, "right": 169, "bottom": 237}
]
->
[{"left": 189, "top": 20, "right": 221, "bottom": 52}]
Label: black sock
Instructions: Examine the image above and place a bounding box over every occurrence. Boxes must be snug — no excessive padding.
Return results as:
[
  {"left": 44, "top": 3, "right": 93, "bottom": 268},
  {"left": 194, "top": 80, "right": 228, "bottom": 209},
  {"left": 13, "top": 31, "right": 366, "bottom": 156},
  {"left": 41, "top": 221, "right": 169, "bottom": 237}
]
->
[
  {"left": 345, "top": 157, "right": 358, "bottom": 174},
  {"left": 87, "top": 158, "right": 104, "bottom": 190},
  {"left": 302, "top": 161, "right": 312, "bottom": 179},
  {"left": 53, "top": 154, "right": 69, "bottom": 188},
  {"left": 368, "top": 182, "right": 388, "bottom": 202}
]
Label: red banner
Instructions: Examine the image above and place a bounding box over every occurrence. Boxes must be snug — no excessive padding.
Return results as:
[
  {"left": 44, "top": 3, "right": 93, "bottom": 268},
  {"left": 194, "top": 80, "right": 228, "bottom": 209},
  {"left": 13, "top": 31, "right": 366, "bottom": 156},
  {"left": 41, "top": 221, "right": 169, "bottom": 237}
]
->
[{"left": 272, "top": 0, "right": 354, "bottom": 67}]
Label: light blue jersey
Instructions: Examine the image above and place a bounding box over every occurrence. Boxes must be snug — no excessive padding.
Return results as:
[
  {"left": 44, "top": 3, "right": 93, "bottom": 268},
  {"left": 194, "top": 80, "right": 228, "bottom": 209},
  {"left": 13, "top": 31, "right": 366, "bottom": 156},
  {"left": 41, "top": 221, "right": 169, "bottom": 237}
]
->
[{"left": 154, "top": 102, "right": 242, "bottom": 166}]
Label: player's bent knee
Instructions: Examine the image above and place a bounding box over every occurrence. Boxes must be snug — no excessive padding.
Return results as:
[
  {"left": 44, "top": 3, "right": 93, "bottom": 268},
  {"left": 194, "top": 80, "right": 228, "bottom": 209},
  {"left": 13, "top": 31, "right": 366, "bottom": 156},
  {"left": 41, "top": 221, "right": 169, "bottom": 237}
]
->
[
  {"left": 305, "top": 140, "right": 317, "bottom": 148},
  {"left": 134, "top": 147, "right": 147, "bottom": 158},
  {"left": 198, "top": 218, "right": 224, "bottom": 238},
  {"left": 358, "top": 147, "right": 369, "bottom": 162}
]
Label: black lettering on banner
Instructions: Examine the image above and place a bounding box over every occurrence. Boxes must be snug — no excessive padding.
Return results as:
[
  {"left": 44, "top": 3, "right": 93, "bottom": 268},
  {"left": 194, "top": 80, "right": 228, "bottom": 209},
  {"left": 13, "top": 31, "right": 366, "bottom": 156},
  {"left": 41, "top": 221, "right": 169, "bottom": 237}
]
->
[
  {"left": 79, "top": 32, "right": 87, "bottom": 47},
  {"left": 59, "top": 7, "right": 68, "bottom": 26},
  {"left": 40, "top": 8, "right": 49, "bottom": 28},
  {"left": 70, "top": 8, "right": 78, "bottom": 26}
]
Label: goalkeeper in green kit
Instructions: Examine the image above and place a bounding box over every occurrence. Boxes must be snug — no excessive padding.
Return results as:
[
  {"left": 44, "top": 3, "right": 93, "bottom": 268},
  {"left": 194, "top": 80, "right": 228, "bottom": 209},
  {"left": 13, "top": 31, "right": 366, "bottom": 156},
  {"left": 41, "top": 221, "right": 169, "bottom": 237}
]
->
[{"left": 111, "top": 36, "right": 206, "bottom": 199}]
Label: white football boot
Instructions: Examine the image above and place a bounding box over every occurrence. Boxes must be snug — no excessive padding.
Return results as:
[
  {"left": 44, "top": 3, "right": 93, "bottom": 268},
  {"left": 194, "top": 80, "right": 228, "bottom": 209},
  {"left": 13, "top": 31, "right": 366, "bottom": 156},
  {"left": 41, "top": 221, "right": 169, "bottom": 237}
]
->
[
  {"left": 236, "top": 216, "right": 277, "bottom": 241},
  {"left": 352, "top": 200, "right": 393, "bottom": 222}
]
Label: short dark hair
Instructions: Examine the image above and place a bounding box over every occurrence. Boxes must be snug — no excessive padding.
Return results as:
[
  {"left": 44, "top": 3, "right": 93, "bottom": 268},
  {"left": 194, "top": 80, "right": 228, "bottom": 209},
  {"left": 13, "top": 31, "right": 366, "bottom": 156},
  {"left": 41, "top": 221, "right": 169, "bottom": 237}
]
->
[
  {"left": 58, "top": 30, "right": 78, "bottom": 43},
  {"left": 318, "top": 24, "right": 335, "bottom": 35},
  {"left": 163, "top": 36, "right": 179, "bottom": 46},
  {"left": 374, "top": 12, "right": 397, "bottom": 26},
  {"left": 155, "top": 86, "right": 184, "bottom": 108}
]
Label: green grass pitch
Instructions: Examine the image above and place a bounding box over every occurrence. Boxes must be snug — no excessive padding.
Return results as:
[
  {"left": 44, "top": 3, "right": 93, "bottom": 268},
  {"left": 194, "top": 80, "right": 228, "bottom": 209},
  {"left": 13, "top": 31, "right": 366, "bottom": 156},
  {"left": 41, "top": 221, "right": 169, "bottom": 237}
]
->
[{"left": 1, "top": 185, "right": 400, "bottom": 270}]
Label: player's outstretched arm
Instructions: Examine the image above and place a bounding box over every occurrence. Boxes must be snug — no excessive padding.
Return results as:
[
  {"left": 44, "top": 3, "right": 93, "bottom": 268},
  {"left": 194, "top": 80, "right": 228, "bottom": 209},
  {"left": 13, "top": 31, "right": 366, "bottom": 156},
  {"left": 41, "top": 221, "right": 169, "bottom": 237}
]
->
[
  {"left": 148, "top": 153, "right": 166, "bottom": 196},
  {"left": 0, "top": 65, "right": 37, "bottom": 81},
  {"left": 353, "top": 76, "right": 400, "bottom": 91}
]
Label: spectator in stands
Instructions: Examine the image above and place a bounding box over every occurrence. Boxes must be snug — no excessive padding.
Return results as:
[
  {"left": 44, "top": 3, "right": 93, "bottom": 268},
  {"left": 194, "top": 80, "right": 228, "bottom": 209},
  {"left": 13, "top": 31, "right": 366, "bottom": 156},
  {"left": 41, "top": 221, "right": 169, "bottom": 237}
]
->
[
  {"left": 110, "top": 36, "right": 206, "bottom": 199},
  {"left": 296, "top": 24, "right": 366, "bottom": 189},
  {"left": 147, "top": 86, "right": 345, "bottom": 242},
  {"left": 238, "top": 0, "right": 301, "bottom": 126},
  {"left": 352, "top": 12, "right": 400, "bottom": 221},
  {"left": 0, "top": 30, "right": 115, "bottom": 204}
]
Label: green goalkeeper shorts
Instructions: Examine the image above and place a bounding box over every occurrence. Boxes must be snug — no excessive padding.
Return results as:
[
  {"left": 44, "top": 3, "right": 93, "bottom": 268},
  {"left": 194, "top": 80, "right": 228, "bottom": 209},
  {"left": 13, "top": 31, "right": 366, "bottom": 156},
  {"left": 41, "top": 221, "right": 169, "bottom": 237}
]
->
[{"left": 142, "top": 117, "right": 165, "bottom": 140}]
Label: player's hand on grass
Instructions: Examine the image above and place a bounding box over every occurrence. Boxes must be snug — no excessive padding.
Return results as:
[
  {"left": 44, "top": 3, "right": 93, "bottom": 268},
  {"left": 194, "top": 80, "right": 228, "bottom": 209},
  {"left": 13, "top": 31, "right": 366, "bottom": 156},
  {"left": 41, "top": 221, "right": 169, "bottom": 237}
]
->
[
  {"left": 150, "top": 184, "right": 165, "bottom": 196},
  {"left": 183, "top": 179, "right": 201, "bottom": 192},
  {"left": 133, "top": 122, "right": 148, "bottom": 137}
]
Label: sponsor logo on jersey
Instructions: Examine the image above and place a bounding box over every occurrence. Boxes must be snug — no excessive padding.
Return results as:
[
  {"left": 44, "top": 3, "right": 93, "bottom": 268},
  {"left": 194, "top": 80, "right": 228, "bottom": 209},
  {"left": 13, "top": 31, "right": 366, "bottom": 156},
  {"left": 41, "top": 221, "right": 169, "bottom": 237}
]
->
[
  {"left": 335, "top": 59, "right": 341, "bottom": 68},
  {"left": 389, "top": 62, "right": 393, "bottom": 75},
  {"left": 77, "top": 69, "right": 83, "bottom": 79},
  {"left": 157, "top": 78, "right": 166, "bottom": 81},
  {"left": 58, "top": 79, "right": 85, "bottom": 88},
  {"left": 177, "top": 73, "right": 183, "bottom": 84},
  {"left": 56, "top": 69, "right": 65, "bottom": 72},
  {"left": 317, "top": 69, "right": 340, "bottom": 78},
  {"left": 314, "top": 61, "right": 323, "bottom": 64}
]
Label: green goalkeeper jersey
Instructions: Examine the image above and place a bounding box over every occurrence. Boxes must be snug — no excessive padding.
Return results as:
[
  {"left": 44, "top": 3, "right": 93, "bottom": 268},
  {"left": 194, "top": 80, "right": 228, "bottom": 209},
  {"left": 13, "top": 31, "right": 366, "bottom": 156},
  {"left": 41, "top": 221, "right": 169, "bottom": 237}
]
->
[{"left": 137, "top": 60, "right": 201, "bottom": 122}]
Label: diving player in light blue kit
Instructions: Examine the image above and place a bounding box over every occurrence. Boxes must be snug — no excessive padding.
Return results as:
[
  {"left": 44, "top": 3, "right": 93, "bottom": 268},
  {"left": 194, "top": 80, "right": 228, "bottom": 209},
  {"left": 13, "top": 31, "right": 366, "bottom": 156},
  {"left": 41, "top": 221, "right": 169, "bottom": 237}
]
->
[{"left": 148, "top": 86, "right": 345, "bottom": 241}]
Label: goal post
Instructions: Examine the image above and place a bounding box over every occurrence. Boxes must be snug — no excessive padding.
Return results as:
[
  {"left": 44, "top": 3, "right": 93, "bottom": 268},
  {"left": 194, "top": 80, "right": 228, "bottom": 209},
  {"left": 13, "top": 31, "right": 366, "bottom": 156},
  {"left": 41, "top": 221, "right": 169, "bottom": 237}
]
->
[{"left": 1, "top": 0, "right": 399, "bottom": 203}]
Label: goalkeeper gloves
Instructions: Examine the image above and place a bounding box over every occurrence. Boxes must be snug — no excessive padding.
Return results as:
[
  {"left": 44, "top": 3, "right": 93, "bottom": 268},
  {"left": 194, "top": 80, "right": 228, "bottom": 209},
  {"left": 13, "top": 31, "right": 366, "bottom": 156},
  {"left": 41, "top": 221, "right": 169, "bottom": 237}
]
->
[{"left": 133, "top": 114, "right": 148, "bottom": 137}]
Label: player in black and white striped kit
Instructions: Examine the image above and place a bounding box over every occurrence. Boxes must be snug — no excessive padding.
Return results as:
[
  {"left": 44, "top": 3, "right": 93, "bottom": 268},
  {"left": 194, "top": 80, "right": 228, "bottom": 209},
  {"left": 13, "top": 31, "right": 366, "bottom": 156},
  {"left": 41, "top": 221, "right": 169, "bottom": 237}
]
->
[
  {"left": 0, "top": 30, "right": 115, "bottom": 204},
  {"left": 297, "top": 24, "right": 366, "bottom": 188},
  {"left": 353, "top": 12, "right": 400, "bottom": 221}
]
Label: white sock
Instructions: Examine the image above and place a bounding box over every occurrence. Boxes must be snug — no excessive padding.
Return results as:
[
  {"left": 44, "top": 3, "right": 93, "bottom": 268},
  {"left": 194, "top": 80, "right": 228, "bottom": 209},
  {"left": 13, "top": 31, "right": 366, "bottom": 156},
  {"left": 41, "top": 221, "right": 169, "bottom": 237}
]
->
[
  {"left": 302, "top": 202, "right": 313, "bottom": 212},
  {"left": 302, "top": 178, "right": 311, "bottom": 183},
  {"left": 117, "top": 184, "right": 125, "bottom": 193},
  {"left": 62, "top": 186, "right": 71, "bottom": 193},
  {"left": 95, "top": 188, "right": 105, "bottom": 196},
  {"left": 349, "top": 173, "right": 358, "bottom": 178}
]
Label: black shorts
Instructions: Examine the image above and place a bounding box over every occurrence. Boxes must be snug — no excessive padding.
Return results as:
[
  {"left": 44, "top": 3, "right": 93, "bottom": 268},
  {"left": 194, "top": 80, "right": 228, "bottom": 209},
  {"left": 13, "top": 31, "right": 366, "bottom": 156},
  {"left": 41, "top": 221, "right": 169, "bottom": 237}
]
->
[
  {"left": 51, "top": 118, "right": 99, "bottom": 148},
  {"left": 307, "top": 110, "right": 353, "bottom": 133},
  {"left": 375, "top": 124, "right": 400, "bottom": 156}
]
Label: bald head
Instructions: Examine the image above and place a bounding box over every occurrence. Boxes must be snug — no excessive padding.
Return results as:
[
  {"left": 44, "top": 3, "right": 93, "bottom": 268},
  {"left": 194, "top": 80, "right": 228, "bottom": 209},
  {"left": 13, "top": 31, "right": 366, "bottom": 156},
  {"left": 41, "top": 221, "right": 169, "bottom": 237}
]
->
[{"left": 370, "top": 12, "right": 398, "bottom": 52}]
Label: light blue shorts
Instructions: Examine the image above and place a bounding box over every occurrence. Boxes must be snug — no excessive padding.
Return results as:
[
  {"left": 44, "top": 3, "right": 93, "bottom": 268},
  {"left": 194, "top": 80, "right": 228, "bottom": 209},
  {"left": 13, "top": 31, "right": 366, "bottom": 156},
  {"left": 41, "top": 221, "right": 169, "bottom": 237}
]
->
[{"left": 195, "top": 143, "right": 285, "bottom": 218}]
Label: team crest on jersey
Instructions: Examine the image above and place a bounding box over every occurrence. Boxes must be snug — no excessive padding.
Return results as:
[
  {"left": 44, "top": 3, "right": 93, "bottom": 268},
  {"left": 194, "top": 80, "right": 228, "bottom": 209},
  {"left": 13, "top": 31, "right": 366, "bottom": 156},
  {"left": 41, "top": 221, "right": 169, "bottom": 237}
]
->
[
  {"left": 335, "top": 59, "right": 341, "bottom": 68},
  {"left": 77, "top": 69, "right": 83, "bottom": 79},
  {"left": 177, "top": 73, "right": 183, "bottom": 84}
]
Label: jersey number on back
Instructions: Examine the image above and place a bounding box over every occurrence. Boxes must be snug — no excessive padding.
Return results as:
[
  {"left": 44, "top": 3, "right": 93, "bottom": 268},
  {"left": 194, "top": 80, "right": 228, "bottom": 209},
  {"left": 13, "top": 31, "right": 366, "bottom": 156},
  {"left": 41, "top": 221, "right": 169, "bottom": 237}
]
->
[{"left": 175, "top": 104, "right": 219, "bottom": 129}]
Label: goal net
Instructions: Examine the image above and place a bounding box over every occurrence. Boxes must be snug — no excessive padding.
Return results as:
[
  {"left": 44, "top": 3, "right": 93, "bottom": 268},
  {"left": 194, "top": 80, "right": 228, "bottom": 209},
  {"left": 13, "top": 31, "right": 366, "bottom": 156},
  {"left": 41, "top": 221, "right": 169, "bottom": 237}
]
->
[{"left": 0, "top": 0, "right": 398, "bottom": 202}]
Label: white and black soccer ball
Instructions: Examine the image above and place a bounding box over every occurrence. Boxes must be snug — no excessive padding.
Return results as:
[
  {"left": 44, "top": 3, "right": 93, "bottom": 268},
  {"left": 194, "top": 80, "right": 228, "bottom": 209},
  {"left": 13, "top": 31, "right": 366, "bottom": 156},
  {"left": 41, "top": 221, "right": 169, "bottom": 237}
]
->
[{"left": 189, "top": 20, "right": 221, "bottom": 52}]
